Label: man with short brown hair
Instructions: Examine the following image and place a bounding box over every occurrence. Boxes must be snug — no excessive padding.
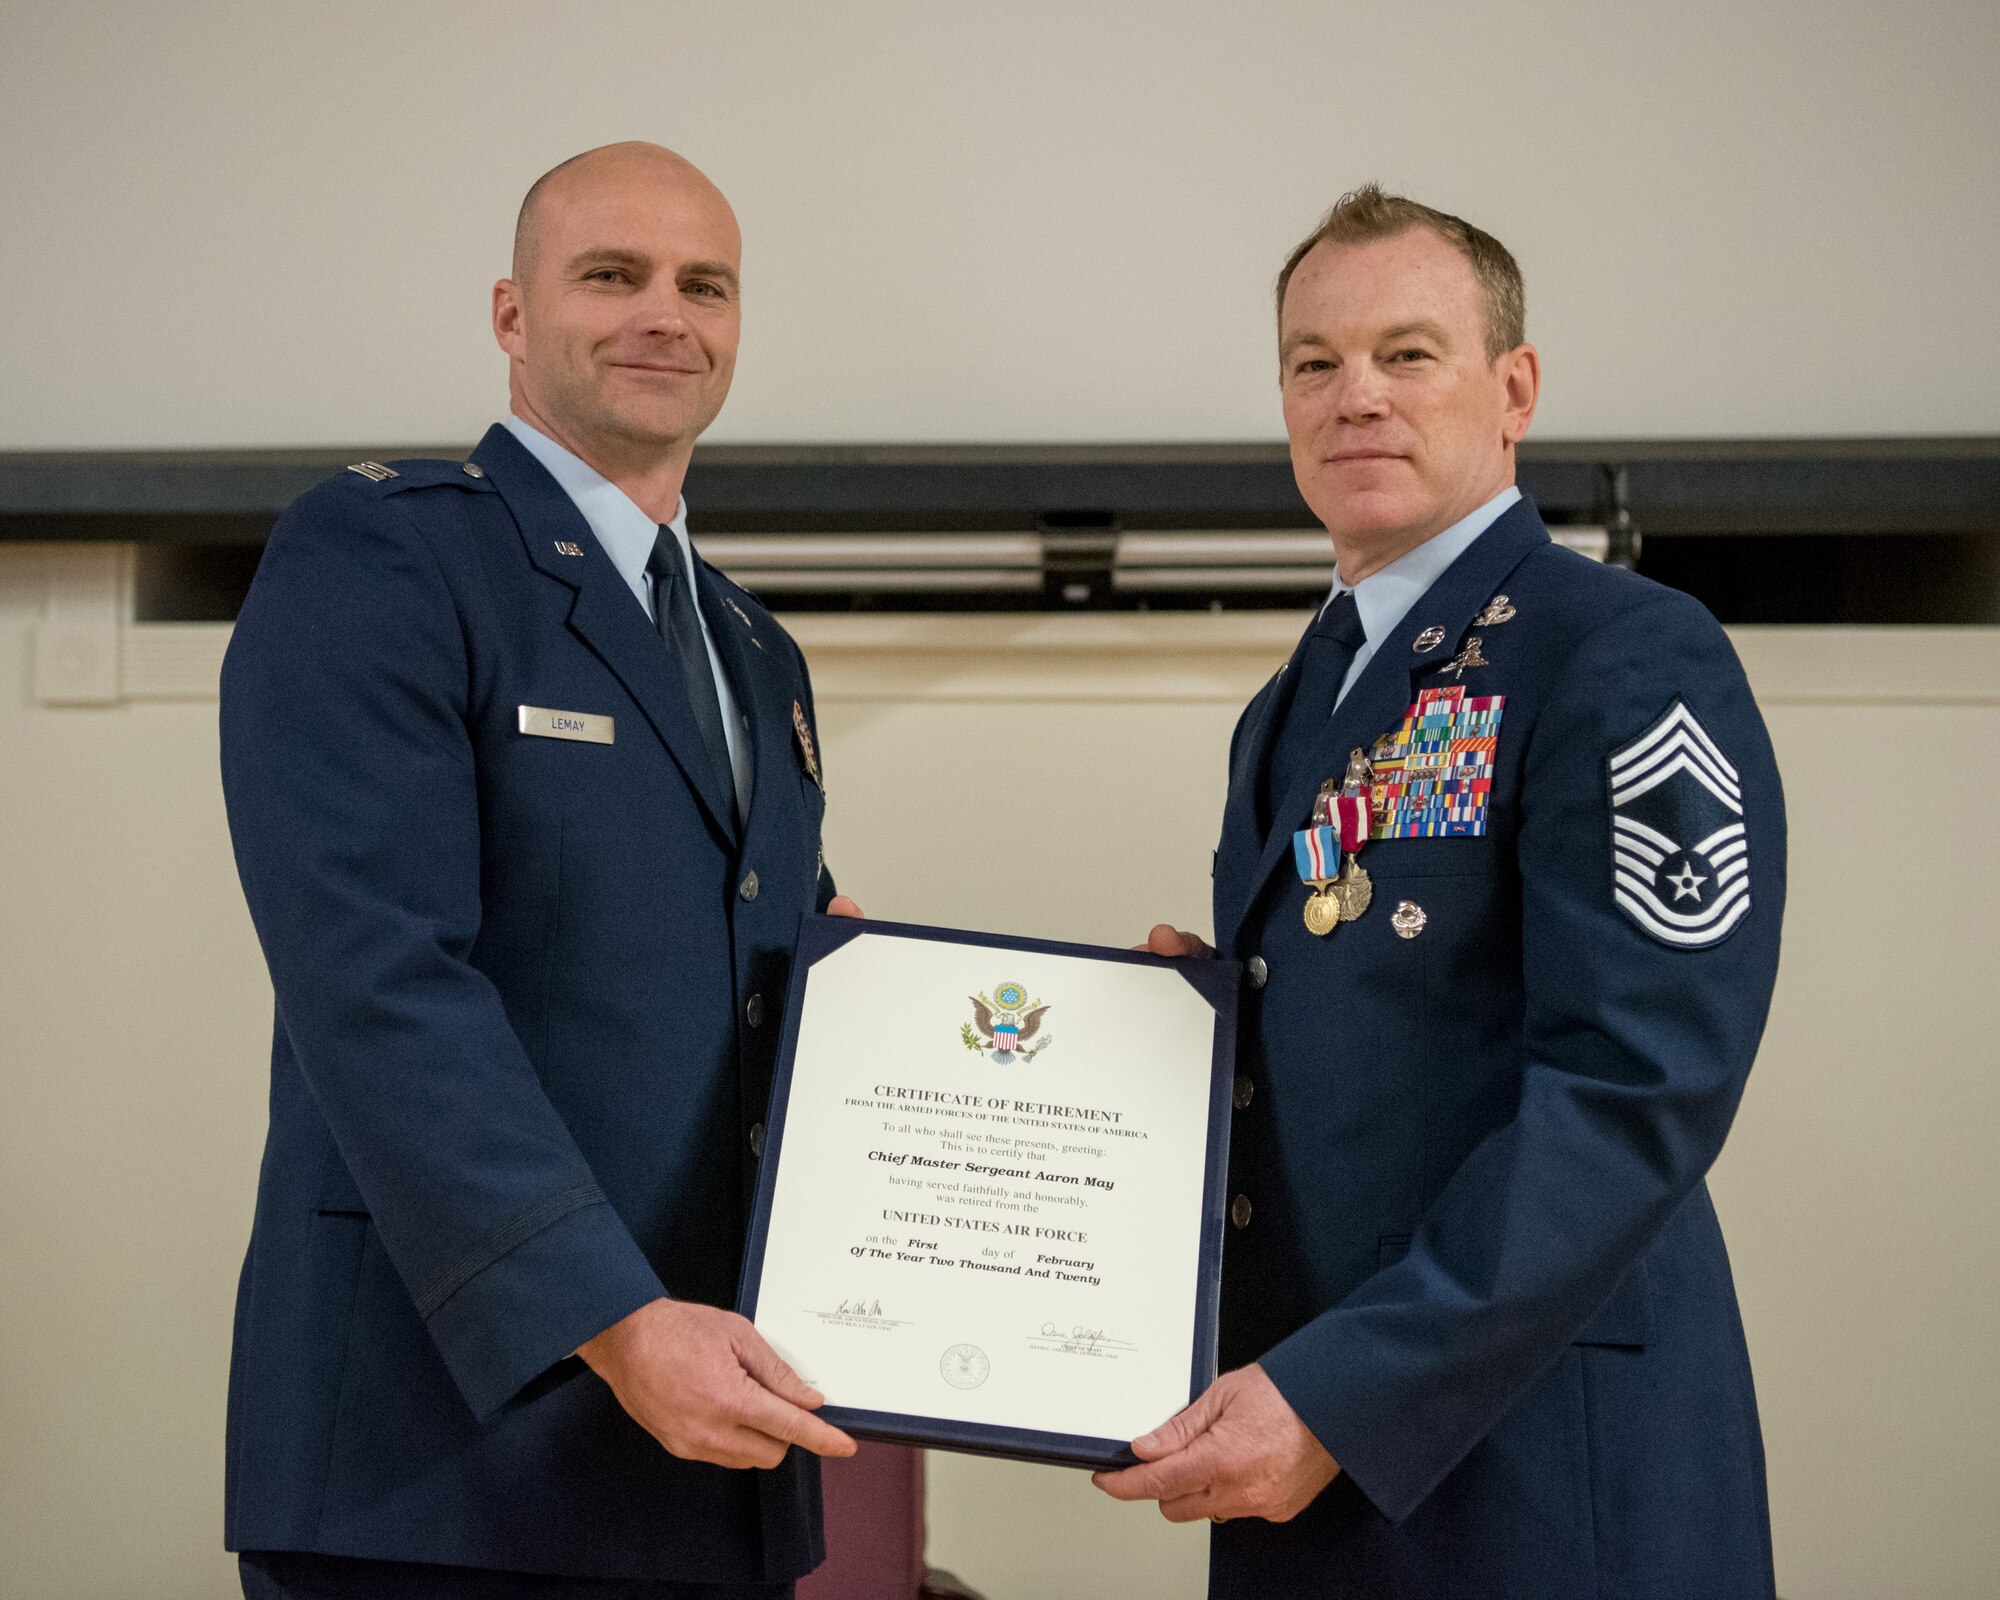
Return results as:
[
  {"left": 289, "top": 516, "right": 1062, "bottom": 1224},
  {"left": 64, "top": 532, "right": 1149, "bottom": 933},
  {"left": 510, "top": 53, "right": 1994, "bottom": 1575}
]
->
[
  {"left": 1100, "top": 188, "right": 1783, "bottom": 1599},
  {"left": 1275, "top": 183, "right": 1527, "bottom": 360}
]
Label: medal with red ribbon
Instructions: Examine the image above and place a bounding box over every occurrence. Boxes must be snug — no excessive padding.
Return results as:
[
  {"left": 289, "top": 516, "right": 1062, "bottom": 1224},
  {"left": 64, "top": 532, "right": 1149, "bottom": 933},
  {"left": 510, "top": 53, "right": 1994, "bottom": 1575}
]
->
[{"left": 1293, "top": 754, "right": 1375, "bottom": 935}]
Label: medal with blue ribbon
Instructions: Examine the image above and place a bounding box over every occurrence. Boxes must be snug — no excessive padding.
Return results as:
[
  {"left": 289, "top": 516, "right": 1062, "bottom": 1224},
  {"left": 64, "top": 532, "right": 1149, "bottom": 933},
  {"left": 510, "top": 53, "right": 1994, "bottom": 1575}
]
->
[
  {"left": 1294, "top": 753, "right": 1375, "bottom": 936},
  {"left": 1295, "top": 818, "right": 1343, "bottom": 935}
]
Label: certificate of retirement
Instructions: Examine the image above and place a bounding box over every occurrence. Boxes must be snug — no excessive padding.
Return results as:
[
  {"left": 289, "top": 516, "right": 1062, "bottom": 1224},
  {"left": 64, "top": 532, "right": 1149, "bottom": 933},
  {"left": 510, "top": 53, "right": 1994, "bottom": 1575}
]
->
[{"left": 738, "top": 915, "right": 1237, "bottom": 1468}]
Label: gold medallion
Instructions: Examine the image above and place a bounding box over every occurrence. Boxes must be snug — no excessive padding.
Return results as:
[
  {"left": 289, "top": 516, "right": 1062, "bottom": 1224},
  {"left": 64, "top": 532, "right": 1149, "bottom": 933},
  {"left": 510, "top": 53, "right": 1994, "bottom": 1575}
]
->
[{"left": 1303, "top": 884, "right": 1342, "bottom": 936}]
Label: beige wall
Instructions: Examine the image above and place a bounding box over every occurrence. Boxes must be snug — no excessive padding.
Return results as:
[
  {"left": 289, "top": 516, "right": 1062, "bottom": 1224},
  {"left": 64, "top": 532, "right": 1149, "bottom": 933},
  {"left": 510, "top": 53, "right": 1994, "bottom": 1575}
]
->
[
  {"left": 0, "top": 548, "right": 271, "bottom": 1597},
  {"left": 3, "top": 544, "right": 1997, "bottom": 1597},
  {"left": 3, "top": 0, "right": 1998, "bottom": 451}
]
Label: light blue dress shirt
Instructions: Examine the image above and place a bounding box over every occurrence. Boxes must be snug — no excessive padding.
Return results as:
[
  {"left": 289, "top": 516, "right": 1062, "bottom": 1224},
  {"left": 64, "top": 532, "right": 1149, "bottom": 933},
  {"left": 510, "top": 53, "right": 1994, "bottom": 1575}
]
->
[
  {"left": 503, "top": 414, "right": 752, "bottom": 814},
  {"left": 1327, "top": 485, "right": 1522, "bottom": 709}
]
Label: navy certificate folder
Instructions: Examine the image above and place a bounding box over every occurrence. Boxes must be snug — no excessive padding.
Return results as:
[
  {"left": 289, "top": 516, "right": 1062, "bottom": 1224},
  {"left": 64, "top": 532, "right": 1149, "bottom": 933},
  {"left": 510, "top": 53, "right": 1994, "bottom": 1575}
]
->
[{"left": 737, "top": 914, "right": 1239, "bottom": 1470}]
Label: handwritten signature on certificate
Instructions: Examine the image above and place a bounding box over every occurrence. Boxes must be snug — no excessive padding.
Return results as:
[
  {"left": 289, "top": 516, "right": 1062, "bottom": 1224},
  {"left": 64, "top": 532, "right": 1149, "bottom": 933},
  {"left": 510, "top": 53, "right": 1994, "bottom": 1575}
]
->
[
  {"left": 1028, "top": 1322, "right": 1141, "bottom": 1360},
  {"left": 811, "top": 1297, "right": 912, "bottom": 1331}
]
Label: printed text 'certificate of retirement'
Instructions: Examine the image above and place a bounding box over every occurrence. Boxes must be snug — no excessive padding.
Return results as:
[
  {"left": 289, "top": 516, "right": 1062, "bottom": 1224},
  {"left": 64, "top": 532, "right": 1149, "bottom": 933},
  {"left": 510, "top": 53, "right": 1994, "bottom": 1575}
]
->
[{"left": 738, "top": 916, "right": 1237, "bottom": 1468}]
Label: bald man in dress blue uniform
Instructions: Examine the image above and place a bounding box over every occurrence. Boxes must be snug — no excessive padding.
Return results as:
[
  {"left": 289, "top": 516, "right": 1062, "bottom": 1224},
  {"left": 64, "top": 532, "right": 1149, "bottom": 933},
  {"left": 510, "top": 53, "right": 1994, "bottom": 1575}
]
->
[
  {"left": 1099, "top": 187, "right": 1784, "bottom": 1599},
  {"left": 220, "top": 143, "right": 861, "bottom": 1599}
]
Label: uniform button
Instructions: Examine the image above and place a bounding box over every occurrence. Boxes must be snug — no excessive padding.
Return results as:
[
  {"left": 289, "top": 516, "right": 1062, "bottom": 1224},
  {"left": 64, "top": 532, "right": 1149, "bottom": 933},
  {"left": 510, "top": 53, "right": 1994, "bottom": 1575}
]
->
[
  {"left": 1233, "top": 1075, "right": 1255, "bottom": 1110},
  {"left": 1230, "top": 1193, "right": 1253, "bottom": 1230},
  {"left": 749, "top": 1122, "right": 765, "bottom": 1156},
  {"left": 461, "top": 461, "right": 485, "bottom": 478},
  {"left": 739, "top": 870, "right": 760, "bottom": 902},
  {"left": 1246, "top": 955, "right": 1268, "bottom": 988},
  {"left": 745, "top": 993, "right": 765, "bottom": 1028}
]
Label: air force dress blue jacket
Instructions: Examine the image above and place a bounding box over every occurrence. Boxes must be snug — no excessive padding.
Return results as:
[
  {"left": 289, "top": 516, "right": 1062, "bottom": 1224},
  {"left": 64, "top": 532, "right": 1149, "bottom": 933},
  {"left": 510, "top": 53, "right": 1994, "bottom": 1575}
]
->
[
  {"left": 219, "top": 424, "right": 833, "bottom": 1584},
  {"left": 1209, "top": 496, "right": 1784, "bottom": 1599}
]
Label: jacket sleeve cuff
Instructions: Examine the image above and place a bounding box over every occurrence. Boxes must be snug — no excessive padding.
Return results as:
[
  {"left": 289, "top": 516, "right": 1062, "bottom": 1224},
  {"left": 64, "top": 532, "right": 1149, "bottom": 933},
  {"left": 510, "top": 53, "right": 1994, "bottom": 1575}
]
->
[
  {"left": 1259, "top": 1325, "right": 1431, "bottom": 1527},
  {"left": 422, "top": 1197, "right": 666, "bottom": 1421}
]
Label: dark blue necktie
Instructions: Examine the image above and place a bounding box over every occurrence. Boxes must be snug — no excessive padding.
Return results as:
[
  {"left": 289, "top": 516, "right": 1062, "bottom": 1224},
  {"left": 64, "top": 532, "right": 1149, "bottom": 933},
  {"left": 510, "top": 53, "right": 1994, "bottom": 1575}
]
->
[
  {"left": 1263, "top": 589, "right": 1366, "bottom": 832},
  {"left": 647, "top": 528, "right": 737, "bottom": 823}
]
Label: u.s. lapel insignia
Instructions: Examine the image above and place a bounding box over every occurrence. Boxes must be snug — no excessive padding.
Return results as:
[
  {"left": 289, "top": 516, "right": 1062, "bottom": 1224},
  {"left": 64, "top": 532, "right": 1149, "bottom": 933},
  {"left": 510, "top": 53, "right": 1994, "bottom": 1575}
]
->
[
  {"left": 1475, "top": 594, "right": 1517, "bottom": 627},
  {"left": 1608, "top": 699, "right": 1750, "bottom": 949},
  {"left": 1439, "top": 634, "right": 1489, "bottom": 681},
  {"left": 792, "top": 700, "right": 823, "bottom": 788},
  {"left": 1412, "top": 625, "right": 1447, "bottom": 654},
  {"left": 722, "top": 594, "right": 764, "bottom": 648},
  {"left": 553, "top": 541, "right": 585, "bottom": 558}
]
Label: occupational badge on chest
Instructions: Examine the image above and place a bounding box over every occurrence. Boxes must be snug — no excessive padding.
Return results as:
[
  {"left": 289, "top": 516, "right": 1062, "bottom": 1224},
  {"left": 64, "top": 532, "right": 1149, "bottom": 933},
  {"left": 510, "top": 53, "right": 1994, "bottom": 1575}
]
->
[
  {"left": 1436, "top": 633, "right": 1490, "bottom": 681},
  {"left": 792, "top": 699, "right": 823, "bottom": 789},
  {"left": 1294, "top": 750, "right": 1375, "bottom": 936},
  {"left": 1474, "top": 593, "right": 1517, "bottom": 627}
]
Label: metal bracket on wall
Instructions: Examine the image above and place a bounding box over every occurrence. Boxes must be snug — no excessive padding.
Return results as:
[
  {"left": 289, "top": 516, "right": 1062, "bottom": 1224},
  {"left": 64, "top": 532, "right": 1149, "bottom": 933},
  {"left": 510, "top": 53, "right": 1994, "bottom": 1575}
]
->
[
  {"left": 1039, "top": 513, "right": 1120, "bottom": 607},
  {"left": 1598, "top": 465, "right": 1641, "bottom": 570},
  {"left": 34, "top": 543, "right": 127, "bottom": 706}
]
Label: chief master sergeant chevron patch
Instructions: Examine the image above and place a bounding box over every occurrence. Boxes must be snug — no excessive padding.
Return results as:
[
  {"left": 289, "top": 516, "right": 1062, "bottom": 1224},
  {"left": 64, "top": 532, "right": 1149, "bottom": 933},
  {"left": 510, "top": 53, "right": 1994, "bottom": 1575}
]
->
[{"left": 1607, "top": 699, "right": 1752, "bottom": 949}]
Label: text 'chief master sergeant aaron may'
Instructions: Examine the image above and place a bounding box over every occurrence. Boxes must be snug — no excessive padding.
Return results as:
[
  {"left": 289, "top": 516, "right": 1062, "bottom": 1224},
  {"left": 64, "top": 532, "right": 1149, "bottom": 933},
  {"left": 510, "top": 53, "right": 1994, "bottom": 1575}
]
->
[
  {"left": 219, "top": 143, "right": 863, "bottom": 1600},
  {"left": 1100, "top": 186, "right": 1787, "bottom": 1599}
]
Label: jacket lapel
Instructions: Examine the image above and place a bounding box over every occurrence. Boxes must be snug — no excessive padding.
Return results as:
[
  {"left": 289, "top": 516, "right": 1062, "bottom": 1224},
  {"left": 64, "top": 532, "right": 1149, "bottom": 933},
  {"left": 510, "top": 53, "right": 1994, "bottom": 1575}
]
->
[
  {"left": 1217, "top": 496, "right": 1552, "bottom": 951},
  {"left": 695, "top": 558, "right": 790, "bottom": 837},
  {"left": 469, "top": 424, "right": 739, "bottom": 845},
  {"left": 1213, "top": 631, "right": 1313, "bottom": 949}
]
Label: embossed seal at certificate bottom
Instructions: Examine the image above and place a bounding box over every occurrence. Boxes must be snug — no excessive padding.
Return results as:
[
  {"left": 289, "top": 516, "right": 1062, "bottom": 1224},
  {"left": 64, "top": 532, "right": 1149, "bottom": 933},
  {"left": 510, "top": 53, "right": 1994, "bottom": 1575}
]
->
[{"left": 941, "top": 1343, "right": 991, "bottom": 1389}]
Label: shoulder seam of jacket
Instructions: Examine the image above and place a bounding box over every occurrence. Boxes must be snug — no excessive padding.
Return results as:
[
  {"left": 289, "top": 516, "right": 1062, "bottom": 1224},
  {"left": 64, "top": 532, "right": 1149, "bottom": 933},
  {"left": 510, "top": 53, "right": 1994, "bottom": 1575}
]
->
[
  {"left": 413, "top": 1182, "right": 608, "bottom": 1320},
  {"left": 1550, "top": 580, "right": 1696, "bottom": 669},
  {"left": 1521, "top": 584, "right": 1733, "bottom": 782}
]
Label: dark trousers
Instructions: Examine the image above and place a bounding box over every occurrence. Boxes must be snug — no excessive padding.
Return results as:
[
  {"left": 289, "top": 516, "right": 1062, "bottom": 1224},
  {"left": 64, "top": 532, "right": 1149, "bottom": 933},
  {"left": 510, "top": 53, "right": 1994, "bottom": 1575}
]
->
[{"left": 240, "top": 1551, "right": 794, "bottom": 1600}]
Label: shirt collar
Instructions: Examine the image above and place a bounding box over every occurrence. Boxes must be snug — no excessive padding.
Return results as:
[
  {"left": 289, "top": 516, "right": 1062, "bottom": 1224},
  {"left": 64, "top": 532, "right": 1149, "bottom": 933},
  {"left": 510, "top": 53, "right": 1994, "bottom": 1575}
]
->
[
  {"left": 1330, "top": 485, "right": 1522, "bottom": 645},
  {"left": 503, "top": 414, "right": 689, "bottom": 602}
]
